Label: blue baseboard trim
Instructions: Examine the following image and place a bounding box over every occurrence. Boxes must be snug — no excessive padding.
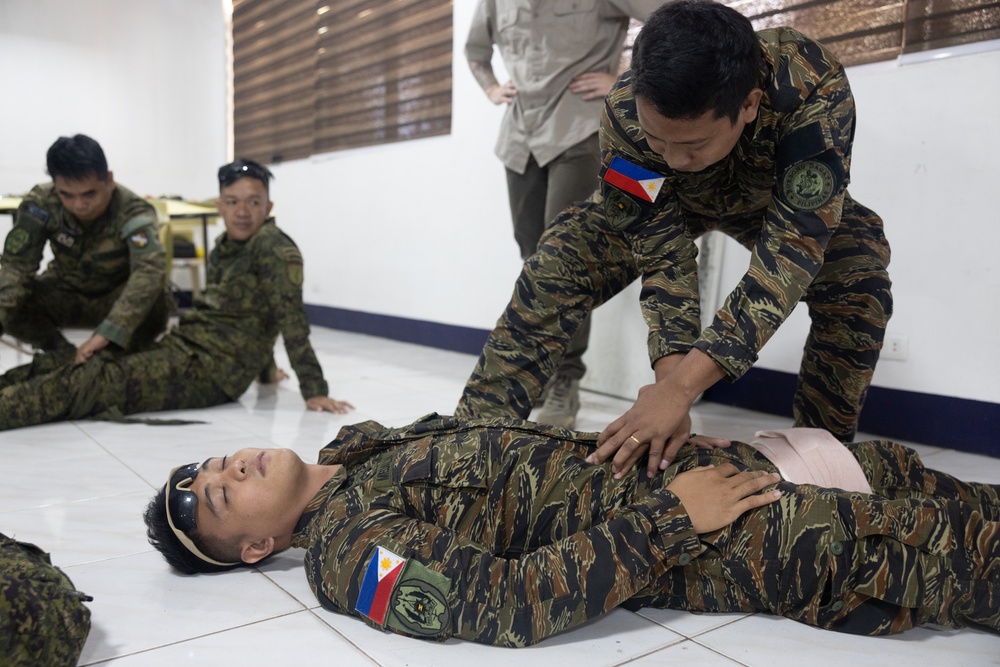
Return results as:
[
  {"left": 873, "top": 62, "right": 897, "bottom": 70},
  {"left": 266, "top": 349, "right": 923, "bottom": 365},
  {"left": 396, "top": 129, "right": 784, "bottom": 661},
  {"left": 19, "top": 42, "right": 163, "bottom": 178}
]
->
[
  {"left": 702, "top": 367, "right": 999, "bottom": 458},
  {"left": 304, "top": 304, "right": 489, "bottom": 355},
  {"left": 305, "top": 304, "right": 999, "bottom": 458}
]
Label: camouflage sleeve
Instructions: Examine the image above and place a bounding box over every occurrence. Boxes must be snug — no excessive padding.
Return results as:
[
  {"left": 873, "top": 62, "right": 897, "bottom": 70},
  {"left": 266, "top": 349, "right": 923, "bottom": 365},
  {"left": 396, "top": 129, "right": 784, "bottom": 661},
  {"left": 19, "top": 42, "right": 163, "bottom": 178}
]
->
[
  {"left": 0, "top": 199, "right": 50, "bottom": 321},
  {"left": 309, "top": 489, "right": 702, "bottom": 646},
  {"left": 692, "top": 63, "right": 856, "bottom": 378},
  {"left": 257, "top": 234, "right": 328, "bottom": 399},
  {"left": 95, "top": 203, "right": 167, "bottom": 346},
  {"left": 598, "top": 88, "right": 704, "bottom": 365}
]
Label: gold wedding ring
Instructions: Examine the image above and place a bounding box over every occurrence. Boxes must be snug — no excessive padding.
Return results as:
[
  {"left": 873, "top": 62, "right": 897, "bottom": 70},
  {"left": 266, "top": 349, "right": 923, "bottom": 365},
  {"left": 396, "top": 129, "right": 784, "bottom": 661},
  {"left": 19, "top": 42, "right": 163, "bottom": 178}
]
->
[{"left": 628, "top": 434, "right": 642, "bottom": 446}]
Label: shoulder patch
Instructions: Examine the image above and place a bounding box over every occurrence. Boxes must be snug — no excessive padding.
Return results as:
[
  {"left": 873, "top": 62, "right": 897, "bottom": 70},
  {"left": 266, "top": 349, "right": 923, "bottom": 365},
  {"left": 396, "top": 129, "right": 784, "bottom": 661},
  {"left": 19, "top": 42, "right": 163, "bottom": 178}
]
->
[
  {"left": 602, "top": 188, "right": 641, "bottom": 230},
  {"left": 385, "top": 560, "right": 452, "bottom": 637},
  {"left": 781, "top": 159, "right": 836, "bottom": 211},
  {"left": 4, "top": 228, "right": 31, "bottom": 255},
  {"left": 129, "top": 232, "right": 150, "bottom": 248},
  {"left": 286, "top": 262, "right": 303, "bottom": 287},
  {"left": 355, "top": 546, "right": 407, "bottom": 625},
  {"left": 602, "top": 156, "right": 665, "bottom": 203},
  {"left": 25, "top": 203, "right": 50, "bottom": 224}
]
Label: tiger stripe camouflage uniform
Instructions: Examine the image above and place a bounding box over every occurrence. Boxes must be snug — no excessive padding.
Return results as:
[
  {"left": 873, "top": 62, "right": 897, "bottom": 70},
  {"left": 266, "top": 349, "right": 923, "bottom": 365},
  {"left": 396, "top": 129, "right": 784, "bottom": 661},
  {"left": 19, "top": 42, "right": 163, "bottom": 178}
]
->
[
  {"left": 0, "top": 219, "right": 328, "bottom": 430},
  {"left": 0, "top": 532, "right": 91, "bottom": 667},
  {"left": 456, "top": 27, "right": 893, "bottom": 441},
  {"left": 0, "top": 182, "right": 172, "bottom": 355},
  {"left": 292, "top": 415, "right": 1000, "bottom": 647}
]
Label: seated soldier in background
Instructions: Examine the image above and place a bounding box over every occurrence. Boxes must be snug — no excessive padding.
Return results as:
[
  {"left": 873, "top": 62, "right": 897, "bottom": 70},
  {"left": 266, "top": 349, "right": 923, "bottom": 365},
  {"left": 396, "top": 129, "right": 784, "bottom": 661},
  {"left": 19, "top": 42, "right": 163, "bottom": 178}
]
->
[
  {"left": 0, "top": 159, "right": 351, "bottom": 430},
  {"left": 144, "top": 414, "right": 1000, "bottom": 647},
  {"left": 0, "top": 134, "right": 172, "bottom": 366}
]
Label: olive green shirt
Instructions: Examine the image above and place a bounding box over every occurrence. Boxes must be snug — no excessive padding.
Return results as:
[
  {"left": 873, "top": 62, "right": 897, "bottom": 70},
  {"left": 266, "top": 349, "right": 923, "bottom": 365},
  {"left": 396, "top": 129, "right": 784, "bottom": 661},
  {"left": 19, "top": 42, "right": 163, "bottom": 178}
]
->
[{"left": 0, "top": 183, "right": 166, "bottom": 346}]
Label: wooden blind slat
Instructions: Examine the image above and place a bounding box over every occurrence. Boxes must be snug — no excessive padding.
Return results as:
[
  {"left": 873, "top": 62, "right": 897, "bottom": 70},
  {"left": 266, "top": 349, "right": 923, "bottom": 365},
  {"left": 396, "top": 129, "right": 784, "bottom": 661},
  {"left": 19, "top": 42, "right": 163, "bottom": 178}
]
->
[{"left": 233, "top": 0, "right": 452, "bottom": 164}]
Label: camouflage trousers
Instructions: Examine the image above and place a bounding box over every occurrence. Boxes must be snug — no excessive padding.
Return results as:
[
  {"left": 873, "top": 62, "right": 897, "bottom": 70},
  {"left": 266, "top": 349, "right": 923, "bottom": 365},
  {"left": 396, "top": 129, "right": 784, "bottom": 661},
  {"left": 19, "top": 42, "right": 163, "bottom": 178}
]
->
[
  {"left": 0, "top": 274, "right": 173, "bottom": 352},
  {"left": 0, "top": 532, "right": 91, "bottom": 667},
  {"left": 0, "top": 335, "right": 232, "bottom": 431},
  {"left": 634, "top": 441, "right": 1000, "bottom": 636},
  {"left": 456, "top": 197, "right": 892, "bottom": 440}
]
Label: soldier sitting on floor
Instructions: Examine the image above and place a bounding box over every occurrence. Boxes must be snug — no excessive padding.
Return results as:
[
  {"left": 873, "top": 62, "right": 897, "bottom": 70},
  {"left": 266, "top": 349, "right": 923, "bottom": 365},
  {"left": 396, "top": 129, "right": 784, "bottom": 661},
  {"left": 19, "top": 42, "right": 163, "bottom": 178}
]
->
[{"left": 0, "top": 158, "right": 351, "bottom": 430}]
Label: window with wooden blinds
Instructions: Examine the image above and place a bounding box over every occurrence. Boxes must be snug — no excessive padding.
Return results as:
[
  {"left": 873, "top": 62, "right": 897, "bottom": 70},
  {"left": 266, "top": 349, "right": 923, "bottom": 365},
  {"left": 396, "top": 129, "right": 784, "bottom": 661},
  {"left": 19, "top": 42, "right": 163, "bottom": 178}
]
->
[
  {"left": 314, "top": 0, "right": 453, "bottom": 154},
  {"left": 722, "top": 0, "right": 998, "bottom": 66},
  {"left": 232, "top": 0, "right": 453, "bottom": 164},
  {"left": 233, "top": 0, "right": 317, "bottom": 163},
  {"left": 902, "top": 0, "right": 1000, "bottom": 54}
]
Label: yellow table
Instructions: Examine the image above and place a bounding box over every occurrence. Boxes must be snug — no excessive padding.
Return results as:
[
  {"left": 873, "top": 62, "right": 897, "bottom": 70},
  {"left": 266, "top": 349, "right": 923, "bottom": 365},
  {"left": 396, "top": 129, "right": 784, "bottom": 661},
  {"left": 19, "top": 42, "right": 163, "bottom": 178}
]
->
[
  {"left": 0, "top": 196, "right": 22, "bottom": 216},
  {"left": 161, "top": 199, "right": 218, "bottom": 251}
]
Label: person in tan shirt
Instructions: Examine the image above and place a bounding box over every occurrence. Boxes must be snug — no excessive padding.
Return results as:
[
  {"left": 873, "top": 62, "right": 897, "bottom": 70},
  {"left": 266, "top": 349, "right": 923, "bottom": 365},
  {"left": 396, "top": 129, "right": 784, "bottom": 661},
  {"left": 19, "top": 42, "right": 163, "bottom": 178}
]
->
[{"left": 465, "top": 0, "right": 662, "bottom": 428}]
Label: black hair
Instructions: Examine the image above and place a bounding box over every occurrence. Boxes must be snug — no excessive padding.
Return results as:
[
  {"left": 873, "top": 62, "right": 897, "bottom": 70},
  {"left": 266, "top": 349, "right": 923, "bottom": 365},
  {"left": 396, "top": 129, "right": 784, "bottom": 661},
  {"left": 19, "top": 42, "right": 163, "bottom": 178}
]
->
[
  {"left": 143, "top": 486, "right": 245, "bottom": 575},
  {"left": 45, "top": 134, "right": 109, "bottom": 181},
  {"left": 632, "top": 0, "right": 763, "bottom": 122},
  {"left": 217, "top": 158, "right": 273, "bottom": 194}
]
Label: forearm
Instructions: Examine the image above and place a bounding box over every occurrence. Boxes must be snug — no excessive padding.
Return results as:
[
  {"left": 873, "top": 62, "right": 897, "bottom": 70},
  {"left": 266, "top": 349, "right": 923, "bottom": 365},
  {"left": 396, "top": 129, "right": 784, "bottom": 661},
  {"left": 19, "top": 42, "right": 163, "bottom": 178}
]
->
[
  {"left": 99, "top": 259, "right": 167, "bottom": 346},
  {"left": 468, "top": 59, "right": 500, "bottom": 95},
  {"left": 284, "top": 334, "right": 328, "bottom": 399},
  {"left": 654, "top": 349, "right": 726, "bottom": 402}
]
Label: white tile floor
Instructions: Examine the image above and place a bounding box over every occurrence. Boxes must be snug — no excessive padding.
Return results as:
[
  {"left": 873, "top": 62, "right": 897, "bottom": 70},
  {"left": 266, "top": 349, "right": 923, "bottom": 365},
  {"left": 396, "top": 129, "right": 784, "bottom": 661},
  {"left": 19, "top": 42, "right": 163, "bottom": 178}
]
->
[{"left": 2, "top": 327, "right": 999, "bottom": 666}]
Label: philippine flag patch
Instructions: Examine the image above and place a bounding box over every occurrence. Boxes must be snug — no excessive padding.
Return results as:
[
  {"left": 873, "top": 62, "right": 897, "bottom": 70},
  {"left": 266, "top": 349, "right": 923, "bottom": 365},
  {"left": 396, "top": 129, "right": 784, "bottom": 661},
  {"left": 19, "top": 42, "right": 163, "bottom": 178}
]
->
[
  {"left": 355, "top": 546, "right": 407, "bottom": 624},
  {"left": 602, "top": 156, "right": 666, "bottom": 203}
]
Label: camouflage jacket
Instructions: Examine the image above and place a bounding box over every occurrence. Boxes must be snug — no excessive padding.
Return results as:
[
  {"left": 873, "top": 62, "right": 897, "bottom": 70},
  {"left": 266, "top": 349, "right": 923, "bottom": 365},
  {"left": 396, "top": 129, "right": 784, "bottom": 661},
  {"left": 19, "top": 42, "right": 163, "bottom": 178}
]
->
[
  {"left": 0, "top": 532, "right": 91, "bottom": 667},
  {"left": 292, "top": 414, "right": 706, "bottom": 646},
  {"left": 291, "top": 417, "right": 998, "bottom": 645},
  {"left": 0, "top": 183, "right": 166, "bottom": 347},
  {"left": 599, "top": 27, "right": 864, "bottom": 379},
  {"left": 174, "top": 219, "right": 328, "bottom": 400}
]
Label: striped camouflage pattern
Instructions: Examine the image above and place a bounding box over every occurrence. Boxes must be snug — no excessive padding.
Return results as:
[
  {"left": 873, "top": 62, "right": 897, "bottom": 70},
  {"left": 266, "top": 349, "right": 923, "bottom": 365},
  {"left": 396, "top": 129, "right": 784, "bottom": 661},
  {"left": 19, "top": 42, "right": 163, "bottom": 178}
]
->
[
  {"left": 456, "top": 27, "right": 892, "bottom": 440},
  {"left": 0, "top": 182, "right": 172, "bottom": 350},
  {"left": 0, "top": 533, "right": 91, "bottom": 667},
  {"left": 292, "top": 415, "right": 1000, "bottom": 646},
  {"left": 0, "top": 219, "right": 326, "bottom": 430}
]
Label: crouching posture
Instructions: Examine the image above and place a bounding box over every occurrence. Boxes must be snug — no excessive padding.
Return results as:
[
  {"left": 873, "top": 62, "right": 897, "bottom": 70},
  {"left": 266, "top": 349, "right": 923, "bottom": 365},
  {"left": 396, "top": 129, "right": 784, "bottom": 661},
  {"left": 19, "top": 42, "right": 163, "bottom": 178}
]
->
[{"left": 145, "top": 415, "right": 999, "bottom": 646}]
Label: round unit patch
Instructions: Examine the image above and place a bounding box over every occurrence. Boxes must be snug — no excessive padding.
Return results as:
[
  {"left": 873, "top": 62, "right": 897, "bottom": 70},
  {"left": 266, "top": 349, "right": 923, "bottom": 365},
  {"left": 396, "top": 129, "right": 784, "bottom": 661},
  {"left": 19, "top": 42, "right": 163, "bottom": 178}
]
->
[
  {"left": 387, "top": 577, "right": 451, "bottom": 637},
  {"left": 781, "top": 160, "right": 836, "bottom": 211},
  {"left": 4, "top": 228, "right": 31, "bottom": 255},
  {"left": 603, "top": 189, "right": 640, "bottom": 230}
]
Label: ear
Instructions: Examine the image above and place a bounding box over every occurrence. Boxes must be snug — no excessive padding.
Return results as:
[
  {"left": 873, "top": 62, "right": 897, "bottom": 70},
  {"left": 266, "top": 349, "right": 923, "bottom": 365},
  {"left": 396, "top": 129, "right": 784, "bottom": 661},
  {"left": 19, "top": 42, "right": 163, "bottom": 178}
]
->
[
  {"left": 740, "top": 89, "right": 764, "bottom": 124},
  {"left": 240, "top": 536, "right": 275, "bottom": 564},
  {"left": 105, "top": 170, "right": 116, "bottom": 188},
  {"left": 265, "top": 200, "right": 274, "bottom": 216}
]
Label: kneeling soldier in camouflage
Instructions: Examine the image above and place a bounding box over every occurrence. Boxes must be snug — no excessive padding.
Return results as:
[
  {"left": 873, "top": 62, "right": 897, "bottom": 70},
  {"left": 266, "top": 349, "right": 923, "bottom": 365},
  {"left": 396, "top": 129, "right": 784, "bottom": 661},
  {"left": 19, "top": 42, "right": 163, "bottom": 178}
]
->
[
  {"left": 144, "top": 415, "right": 1000, "bottom": 647},
  {"left": 0, "top": 159, "right": 351, "bottom": 430}
]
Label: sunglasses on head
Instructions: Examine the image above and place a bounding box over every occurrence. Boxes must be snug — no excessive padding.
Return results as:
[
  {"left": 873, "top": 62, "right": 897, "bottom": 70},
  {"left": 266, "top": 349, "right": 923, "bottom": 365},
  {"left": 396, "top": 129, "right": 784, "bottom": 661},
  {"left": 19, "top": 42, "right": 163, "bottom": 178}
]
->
[
  {"left": 165, "top": 462, "right": 239, "bottom": 567},
  {"left": 217, "top": 159, "right": 272, "bottom": 187}
]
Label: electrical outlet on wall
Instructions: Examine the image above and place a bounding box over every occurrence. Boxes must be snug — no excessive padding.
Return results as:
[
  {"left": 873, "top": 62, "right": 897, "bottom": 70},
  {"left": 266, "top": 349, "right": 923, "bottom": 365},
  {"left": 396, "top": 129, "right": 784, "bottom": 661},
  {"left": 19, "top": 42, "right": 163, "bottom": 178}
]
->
[{"left": 883, "top": 335, "right": 908, "bottom": 361}]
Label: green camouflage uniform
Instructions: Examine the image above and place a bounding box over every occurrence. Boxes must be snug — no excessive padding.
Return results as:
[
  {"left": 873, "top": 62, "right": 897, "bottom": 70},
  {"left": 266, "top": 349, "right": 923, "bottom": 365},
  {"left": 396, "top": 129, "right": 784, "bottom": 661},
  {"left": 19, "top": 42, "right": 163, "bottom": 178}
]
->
[
  {"left": 0, "top": 183, "right": 172, "bottom": 354},
  {"left": 292, "top": 415, "right": 1000, "bottom": 647},
  {"left": 0, "top": 219, "right": 328, "bottom": 430},
  {"left": 0, "top": 532, "right": 92, "bottom": 667},
  {"left": 456, "top": 28, "right": 893, "bottom": 441}
]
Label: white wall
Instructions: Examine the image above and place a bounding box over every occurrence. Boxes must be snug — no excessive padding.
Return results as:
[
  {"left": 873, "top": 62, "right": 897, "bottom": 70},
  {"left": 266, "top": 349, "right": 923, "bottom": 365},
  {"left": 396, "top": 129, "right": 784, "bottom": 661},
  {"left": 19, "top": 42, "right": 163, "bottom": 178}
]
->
[{"left": 0, "top": 0, "right": 228, "bottom": 201}]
